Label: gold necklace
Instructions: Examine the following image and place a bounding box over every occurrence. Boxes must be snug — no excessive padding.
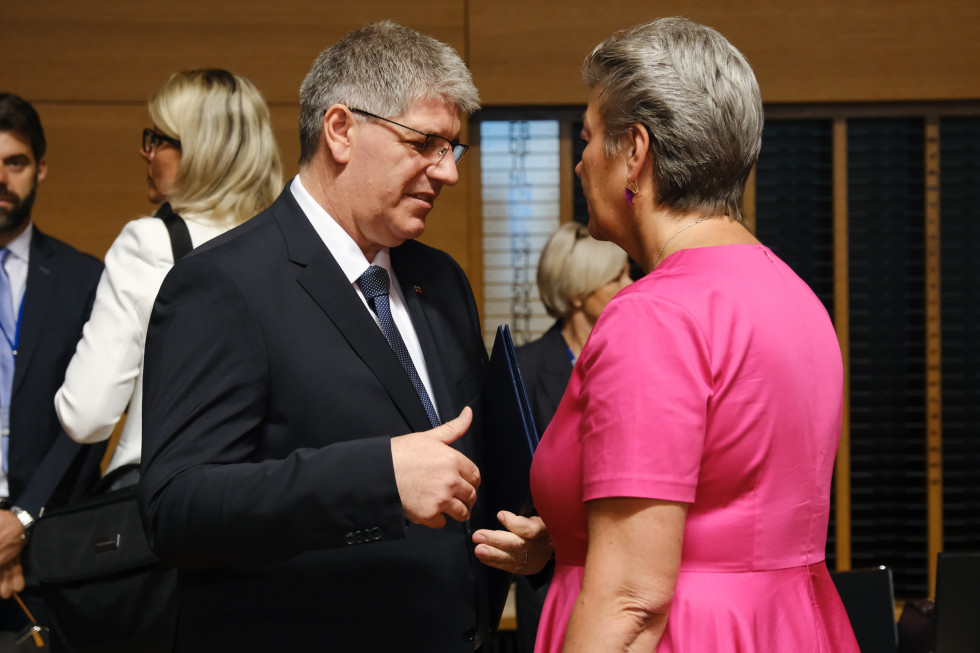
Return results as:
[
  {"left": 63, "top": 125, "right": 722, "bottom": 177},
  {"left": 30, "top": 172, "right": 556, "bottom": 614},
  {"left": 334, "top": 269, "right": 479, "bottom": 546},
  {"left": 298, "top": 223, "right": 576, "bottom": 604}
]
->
[{"left": 651, "top": 217, "right": 713, "bottom": 270}]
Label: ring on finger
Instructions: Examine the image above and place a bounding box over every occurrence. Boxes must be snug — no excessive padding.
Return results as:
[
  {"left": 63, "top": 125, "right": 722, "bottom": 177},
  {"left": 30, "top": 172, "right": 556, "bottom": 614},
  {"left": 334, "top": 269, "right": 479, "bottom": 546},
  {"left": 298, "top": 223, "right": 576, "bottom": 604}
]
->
[{"left": 522, "top": 552, "right": 528, "bottom": 566}]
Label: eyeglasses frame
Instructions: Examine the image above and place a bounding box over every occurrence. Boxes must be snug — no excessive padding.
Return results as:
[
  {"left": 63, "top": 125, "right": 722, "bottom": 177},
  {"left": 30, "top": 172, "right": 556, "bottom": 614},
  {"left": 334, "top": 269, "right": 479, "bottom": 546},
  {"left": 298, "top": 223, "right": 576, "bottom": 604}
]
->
[
  {"left": 142, "top": 128, "right": 182, "bottom": 154},
  {"left": 347, "top": 108, "right": 469, "bottom": 164}
]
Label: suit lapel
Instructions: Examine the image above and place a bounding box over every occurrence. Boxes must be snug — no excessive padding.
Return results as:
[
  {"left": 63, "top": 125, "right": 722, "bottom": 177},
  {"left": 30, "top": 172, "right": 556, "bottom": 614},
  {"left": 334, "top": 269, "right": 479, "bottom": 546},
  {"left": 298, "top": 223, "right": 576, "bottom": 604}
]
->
[
  {"left": 12, "top": 227, "right": 53, "bottom": 394},
  {"left": 273, "top": 188, "right": 433, "bottom": 433}
]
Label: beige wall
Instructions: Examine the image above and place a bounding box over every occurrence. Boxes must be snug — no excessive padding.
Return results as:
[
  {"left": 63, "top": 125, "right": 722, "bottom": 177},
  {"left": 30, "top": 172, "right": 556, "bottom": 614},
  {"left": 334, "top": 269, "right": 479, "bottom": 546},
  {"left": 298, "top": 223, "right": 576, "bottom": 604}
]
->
[{"left": 7, "top": 0, "right": 980, "bottom": 305}]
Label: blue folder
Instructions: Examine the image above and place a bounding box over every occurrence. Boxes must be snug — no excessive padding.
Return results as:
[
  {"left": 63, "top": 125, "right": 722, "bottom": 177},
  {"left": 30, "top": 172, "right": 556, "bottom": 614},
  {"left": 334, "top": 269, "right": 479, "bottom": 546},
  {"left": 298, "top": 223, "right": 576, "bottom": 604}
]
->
[{"left": 481, "top": 324, "right": 539, "bottom": 629}]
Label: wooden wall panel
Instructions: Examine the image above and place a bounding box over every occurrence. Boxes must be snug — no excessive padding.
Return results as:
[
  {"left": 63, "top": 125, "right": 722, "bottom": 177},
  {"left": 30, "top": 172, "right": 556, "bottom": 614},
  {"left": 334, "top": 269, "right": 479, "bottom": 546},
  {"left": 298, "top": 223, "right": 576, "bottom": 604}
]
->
[
  {"left": 468, "top": 0, "right": 980, "bottom": 105},
  {"left": 6, "top": 1, "right": 467, "bottom": 104}
]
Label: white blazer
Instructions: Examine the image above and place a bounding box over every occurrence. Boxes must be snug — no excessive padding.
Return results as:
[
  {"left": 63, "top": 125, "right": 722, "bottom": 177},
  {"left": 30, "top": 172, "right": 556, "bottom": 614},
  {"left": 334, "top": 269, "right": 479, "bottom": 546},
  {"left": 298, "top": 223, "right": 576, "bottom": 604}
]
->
[{"left": 55, "top": 214, "right": 236, "bottom": 473}]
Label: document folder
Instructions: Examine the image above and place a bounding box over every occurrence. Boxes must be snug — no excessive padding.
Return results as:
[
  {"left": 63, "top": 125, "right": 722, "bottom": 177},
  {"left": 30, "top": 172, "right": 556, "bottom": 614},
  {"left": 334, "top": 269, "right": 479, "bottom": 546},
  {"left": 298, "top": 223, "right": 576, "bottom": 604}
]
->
[{"left": 481, "top": 324, "right": 539, "bottom": 629}]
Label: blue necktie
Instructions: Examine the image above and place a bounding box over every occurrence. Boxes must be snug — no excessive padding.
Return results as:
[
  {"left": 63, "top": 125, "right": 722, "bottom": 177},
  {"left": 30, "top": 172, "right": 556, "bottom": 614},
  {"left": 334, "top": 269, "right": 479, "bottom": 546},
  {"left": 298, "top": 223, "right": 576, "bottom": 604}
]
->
[
  {"left": 357, "top": 265, "right": 440, "bottom": 429},
  {"left": 0, "top": 249, "right": 16, "bottom": 474}
]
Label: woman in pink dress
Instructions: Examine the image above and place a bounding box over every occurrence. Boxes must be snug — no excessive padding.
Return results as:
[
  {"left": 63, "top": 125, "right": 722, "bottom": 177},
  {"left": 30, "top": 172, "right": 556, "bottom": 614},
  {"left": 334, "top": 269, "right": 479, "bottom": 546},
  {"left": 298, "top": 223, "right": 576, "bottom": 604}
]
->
[{"left": 523, "top": 17, "right": 859, "bottom": 652}]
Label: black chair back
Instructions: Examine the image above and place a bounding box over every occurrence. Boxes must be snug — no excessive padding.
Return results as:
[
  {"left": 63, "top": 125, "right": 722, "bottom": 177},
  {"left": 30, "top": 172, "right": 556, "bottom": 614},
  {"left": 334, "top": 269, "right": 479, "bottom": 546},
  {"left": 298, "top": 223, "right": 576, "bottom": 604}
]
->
[
  {"left": 831, "top": 566, "right": 898, "bottom": 653},
  {"left": 934, "top": 552, "right": 980, "bottom": 653}
]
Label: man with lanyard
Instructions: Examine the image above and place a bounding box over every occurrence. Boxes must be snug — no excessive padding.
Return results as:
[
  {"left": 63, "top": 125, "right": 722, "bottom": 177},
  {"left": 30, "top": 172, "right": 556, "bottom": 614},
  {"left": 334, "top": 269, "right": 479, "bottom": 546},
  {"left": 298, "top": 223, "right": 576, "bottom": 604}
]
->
[{"left": 0, "top": 93, "right": 105, "bottom": 643}]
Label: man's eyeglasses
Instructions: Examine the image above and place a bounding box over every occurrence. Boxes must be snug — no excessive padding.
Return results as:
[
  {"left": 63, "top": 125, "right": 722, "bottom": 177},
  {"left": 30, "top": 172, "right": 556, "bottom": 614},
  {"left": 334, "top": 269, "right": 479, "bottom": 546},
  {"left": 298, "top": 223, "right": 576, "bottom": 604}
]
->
[
  {"left": 348, "top": 108, "right": 468, "bottom": 164},
  {"left": 142, "top": 128, "right": 182, "bottom": 154}
]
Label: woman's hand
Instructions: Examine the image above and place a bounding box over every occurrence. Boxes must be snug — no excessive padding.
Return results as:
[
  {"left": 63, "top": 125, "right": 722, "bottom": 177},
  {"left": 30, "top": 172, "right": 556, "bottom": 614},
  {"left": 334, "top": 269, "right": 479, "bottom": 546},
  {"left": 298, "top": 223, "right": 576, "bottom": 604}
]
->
[{"left": 472, "top": 510, "right": 553, "bottom": 575}]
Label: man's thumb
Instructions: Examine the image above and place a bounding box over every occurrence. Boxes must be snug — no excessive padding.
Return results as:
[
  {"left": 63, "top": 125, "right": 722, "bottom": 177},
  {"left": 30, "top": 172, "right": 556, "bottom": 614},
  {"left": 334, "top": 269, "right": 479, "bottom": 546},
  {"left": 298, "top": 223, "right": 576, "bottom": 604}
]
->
[{"left": 430, "top": 405, "right": 473, "bottom": 444}]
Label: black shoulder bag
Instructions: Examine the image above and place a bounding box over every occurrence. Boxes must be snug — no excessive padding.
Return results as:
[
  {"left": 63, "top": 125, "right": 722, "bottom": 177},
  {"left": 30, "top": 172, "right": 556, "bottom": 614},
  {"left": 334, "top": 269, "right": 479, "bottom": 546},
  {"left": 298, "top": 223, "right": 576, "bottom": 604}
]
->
[{"left": 25, "top": 206, "right": 193, "bottom": 652}]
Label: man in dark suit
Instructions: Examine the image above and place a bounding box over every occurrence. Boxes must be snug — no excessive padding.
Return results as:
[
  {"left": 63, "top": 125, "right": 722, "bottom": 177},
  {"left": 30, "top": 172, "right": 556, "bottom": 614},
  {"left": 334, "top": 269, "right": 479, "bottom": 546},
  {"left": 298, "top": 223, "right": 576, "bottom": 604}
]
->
[
  {"left": 0, "top": 93, "right": 105, "bottom": 635},
  {"left": 139, "top": 22, "right": 496, "bottom": 652}
]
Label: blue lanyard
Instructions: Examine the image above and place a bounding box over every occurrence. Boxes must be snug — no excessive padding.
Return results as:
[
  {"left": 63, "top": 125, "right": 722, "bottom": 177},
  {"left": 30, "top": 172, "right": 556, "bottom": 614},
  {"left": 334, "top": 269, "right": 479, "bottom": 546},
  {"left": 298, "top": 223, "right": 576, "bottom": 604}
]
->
[{"left": 0, "top": 294, "right": 24, "bottom": 356}]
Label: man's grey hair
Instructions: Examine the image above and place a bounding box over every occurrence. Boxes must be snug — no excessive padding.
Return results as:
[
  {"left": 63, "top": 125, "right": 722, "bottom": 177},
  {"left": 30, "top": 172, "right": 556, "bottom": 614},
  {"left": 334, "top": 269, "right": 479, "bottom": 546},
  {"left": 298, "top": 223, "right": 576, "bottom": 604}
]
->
[
  {"left": 582, "top": 17, "right": 763, "bottom": 220},
  {"left": 299, "top": 20, "right": 481, "bottom": 164}
]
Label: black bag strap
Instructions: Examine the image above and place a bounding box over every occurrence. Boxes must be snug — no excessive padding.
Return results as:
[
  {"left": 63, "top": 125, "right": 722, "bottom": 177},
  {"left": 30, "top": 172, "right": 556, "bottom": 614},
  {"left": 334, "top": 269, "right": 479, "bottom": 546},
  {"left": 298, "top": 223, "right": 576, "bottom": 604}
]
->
[
  {"left": 155, "top": 202, "right": 193, "bottom": 261},
  {"left": 17, "top": 435, "right": 89, "bottom": 514},
  {"left": 35, "top": 207, "right": 191, "bottom": 514}
]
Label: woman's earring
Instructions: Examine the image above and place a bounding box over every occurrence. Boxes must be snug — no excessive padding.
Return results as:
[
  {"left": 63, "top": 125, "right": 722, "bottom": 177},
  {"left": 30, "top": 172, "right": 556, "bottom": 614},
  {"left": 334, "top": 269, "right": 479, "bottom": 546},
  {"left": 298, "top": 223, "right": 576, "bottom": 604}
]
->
[{"left": 625, "top": 178, "right": 639, "bottom": 206}]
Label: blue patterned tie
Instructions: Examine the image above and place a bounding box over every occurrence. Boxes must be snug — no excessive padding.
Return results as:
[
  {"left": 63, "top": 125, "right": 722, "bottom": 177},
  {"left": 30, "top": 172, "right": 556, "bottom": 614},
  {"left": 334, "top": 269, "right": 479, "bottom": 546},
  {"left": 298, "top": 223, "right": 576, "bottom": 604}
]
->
[
  {"left": 0, "top": 249, "right": 15, "bottom": 474},
  {"left": 357, "top": 265, "right": 440, "bottom": 428}
]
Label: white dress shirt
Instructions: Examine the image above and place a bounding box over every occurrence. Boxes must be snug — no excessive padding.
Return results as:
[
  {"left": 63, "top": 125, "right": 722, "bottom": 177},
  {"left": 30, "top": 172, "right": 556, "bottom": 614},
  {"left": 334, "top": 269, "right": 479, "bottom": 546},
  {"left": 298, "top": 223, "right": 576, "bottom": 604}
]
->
[
  {"left": 55, "top": 212, "right": 236, "bottom": 473},
  {"left": 0, "top": 223, "right": 32, "bottom": 496},
  {"left": 1, "top": 223, "right": 30, "bottom": 314},
  {"left": 290, "top": 176, "right": 441, "bottom": 422}
]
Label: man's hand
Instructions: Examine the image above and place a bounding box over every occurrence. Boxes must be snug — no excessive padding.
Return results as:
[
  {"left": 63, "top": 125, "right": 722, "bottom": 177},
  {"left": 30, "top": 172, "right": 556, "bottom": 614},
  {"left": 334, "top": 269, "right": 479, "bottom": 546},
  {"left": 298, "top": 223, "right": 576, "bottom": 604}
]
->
[
  {"left": 390, "top": 406, "right": 480, "bottom": 528},
  {"left": 0, "top": 559, "right": 25, "bottom": 599},
  {"left": 472, "top": 510, "right": 552, "bottom": 575},
  {"left": 0, "top": 511, "right": 26, "bottom": 567}
]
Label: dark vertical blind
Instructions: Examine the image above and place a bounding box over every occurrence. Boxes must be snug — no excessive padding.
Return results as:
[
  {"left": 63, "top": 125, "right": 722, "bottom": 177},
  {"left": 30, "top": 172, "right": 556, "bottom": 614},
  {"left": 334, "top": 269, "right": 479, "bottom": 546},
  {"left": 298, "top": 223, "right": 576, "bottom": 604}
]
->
[
  {"left": 940, "top": 116, "right": 980, "bottom": 556},
  {"left": 755, "top": 120, "right": 836, "bottom": 312},
  {"left": 847, "top": 118, "right": 928, "bottom": 598}
]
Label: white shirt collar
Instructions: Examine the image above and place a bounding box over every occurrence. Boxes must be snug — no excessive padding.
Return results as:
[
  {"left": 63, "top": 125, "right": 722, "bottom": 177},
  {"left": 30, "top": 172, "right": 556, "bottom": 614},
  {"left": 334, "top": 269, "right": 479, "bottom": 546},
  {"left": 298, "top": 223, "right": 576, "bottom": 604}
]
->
[
  {"left": 289, "top": 175, "right": 392, "bottom": 279},
  {"left": 4, "top": 221, "right": 33, "bottom": 265}
]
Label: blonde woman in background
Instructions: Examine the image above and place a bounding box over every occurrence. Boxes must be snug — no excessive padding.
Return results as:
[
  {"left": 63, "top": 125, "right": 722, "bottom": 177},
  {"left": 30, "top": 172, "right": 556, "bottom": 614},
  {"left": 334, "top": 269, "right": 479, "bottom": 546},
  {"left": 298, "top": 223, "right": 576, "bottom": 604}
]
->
[
  {"left": 518, "top": 221, "right": 630, "bottom": 444},
  {"left": 55, "top": 69, "right": 282, "bottom": 474}
]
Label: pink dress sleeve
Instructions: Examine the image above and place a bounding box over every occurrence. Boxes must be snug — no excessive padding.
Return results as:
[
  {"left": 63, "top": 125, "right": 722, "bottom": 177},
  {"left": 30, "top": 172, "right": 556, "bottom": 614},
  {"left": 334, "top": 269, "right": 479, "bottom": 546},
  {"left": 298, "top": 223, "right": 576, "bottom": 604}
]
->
[{"left": 577, "top": 291, "right": 712, "bottom": 504}]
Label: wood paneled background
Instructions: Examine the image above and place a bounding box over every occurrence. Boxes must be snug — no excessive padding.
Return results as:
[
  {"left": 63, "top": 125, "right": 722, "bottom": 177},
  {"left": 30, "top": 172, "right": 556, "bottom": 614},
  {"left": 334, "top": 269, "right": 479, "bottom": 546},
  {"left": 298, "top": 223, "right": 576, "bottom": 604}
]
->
[
  {"left": 469, "top": 0, "right": 980, "bottom": 105},
  {"left": 6, "top": 0, "right": 979, "bottom": 303}
]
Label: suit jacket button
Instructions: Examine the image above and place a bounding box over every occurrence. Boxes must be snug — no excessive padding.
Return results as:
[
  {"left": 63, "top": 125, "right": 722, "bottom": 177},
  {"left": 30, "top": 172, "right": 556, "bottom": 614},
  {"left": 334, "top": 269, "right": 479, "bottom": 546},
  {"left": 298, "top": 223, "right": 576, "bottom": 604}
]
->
[
  {"left": 462, "top": 626, "right": 477, "bottom": 642},
  {"left": 344, "top": 532, "right": 355, "bottom": 545}
]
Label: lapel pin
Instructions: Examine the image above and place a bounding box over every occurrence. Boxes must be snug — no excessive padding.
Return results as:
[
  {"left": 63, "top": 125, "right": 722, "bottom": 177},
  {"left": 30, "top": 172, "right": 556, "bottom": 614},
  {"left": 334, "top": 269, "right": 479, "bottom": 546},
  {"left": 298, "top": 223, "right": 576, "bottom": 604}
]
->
[{"left": 413, "top": 285, "right": 423, "bottom": 294}]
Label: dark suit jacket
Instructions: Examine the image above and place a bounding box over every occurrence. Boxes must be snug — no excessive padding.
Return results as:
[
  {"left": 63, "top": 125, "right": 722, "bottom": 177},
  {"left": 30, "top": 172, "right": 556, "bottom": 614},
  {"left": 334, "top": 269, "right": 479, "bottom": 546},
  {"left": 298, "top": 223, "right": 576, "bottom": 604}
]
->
[
  {"left": 139, "top": 185, "right": 491, "bottom": 652},
  {"left": 9, "top": 226, "right": 106, "bottom": 509},
  {"left": 2, "top": 226, "right": 105, "bottom": 630}
]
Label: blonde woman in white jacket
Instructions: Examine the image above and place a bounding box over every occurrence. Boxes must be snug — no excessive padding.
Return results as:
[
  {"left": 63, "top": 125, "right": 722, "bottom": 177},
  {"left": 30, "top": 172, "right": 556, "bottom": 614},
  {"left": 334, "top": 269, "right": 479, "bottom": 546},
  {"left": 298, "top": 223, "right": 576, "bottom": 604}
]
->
[{"left": 55, "top": 69, "right": 282, "bottom": 473}]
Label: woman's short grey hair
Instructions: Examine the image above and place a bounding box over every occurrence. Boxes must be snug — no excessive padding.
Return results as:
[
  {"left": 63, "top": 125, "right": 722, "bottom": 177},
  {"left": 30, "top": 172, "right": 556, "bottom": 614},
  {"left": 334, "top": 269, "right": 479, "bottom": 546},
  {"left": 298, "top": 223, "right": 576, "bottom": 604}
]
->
[
  {"left": 582, "top": 17, "right": 763, "bottom": 220},
  {"left": 149, "top": 69, "right": 282, "bottom": 224},
  {"left": 537, "top": 222, "right": 629, "bottom": 320},
  {"left": 299, "top": 20, "right": 481, "bottom": 164}
]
